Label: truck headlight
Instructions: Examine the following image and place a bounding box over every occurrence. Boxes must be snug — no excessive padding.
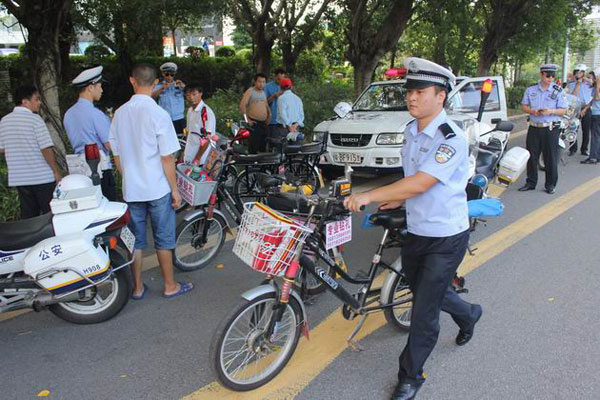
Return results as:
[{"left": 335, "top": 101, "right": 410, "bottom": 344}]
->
[
  {"left": 313, "top": 131, "right": 327, "bottom": 143},
  {"left": 376, "top": 133, "right": 403, "bottom": 145}
]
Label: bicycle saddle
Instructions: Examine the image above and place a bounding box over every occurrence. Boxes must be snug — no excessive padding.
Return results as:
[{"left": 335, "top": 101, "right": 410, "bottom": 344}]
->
[
  {"left": 368, "top": 208, "right": 407, "bottom": 231},
  {"left": 265, "top": 192, "right": 324, "bottom": 215},
  {"left": 285, "top": 142, "right": 322, "bottom": 155},
  {"left": 233, "top": 152, "right": 283, "bottom": 165},
  {"left": 0, "top": 212, "right": 55, "bottom": 251}
]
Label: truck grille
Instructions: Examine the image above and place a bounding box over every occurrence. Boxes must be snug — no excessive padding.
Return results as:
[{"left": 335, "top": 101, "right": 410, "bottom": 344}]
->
[{"left": 330, "top": 134, "right": 371, "bottom": 147}]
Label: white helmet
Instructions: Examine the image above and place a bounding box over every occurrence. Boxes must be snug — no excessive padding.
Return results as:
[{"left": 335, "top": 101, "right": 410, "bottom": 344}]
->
[
  {"left": 575, "top": 63, "right": 587, "bottom": 72},
  {"left": 54, "top": 174, "right": 93, "bottom": 198},
  {"left": 334, "top": 102, "right": 352, "bottom": 118}
]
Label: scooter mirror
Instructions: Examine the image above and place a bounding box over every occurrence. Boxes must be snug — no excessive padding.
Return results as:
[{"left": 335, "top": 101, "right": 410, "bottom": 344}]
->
[{"left": 494, "top": 121, "right": 514, "bottom": 132}]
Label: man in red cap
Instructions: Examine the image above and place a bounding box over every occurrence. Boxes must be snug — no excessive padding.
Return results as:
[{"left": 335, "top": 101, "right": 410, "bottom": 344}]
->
[{"left": 274, "top": 77, "right": 304, "bottom": 138}]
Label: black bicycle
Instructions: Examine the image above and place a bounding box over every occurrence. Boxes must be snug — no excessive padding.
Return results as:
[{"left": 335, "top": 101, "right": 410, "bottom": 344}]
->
[
  {"left": 209, "top": 175, "right": 497, "bottom": 390},
  {"left": 209, "top": 179, "right": 418, "bottom": 391},
  {"left": 173, "top": 140, "right": 341, "bottom": 298}
]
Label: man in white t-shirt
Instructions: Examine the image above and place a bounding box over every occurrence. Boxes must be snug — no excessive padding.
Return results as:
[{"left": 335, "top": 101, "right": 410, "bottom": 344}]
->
[
  {"left": 183, "top": 83, "right": 216, "bottom": 164},
  {"left": 109, "top": 63, "right": 193, "bottom": 299}
]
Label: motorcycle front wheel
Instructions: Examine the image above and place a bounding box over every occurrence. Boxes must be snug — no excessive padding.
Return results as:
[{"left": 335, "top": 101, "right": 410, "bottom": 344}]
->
[
  {"left": 210, "top": 291, "right": 303, "bottom": 391},
  {"left": 173, "top": 212, "right": 227, "bottom": 271},
  {"left": 49, "top": 250, "right": 130, "bottom": 324}
]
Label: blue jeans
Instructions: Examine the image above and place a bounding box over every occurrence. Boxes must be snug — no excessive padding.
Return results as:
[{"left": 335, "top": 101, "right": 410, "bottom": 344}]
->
[{"left": 127, "top": 192, "right": 175, "bottom": 250}]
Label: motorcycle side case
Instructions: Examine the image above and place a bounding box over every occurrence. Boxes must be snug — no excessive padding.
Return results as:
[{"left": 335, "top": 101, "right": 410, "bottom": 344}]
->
[
  {"left": 497, "top": 146, "right": 530, "bottom": 184},
  {"left": 23, "top": 232, "right": 110, "bottom": 295}
]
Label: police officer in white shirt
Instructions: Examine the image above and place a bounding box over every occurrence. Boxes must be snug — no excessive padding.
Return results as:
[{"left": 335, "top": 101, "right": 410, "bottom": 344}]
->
[{"left": 345, "top": 58, "right": 483, "bottom": 400}]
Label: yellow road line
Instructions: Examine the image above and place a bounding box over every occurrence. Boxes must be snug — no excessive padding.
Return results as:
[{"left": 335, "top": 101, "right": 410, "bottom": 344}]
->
[{"left": 183, "top": 176, "right": 600, "bottom": 400}]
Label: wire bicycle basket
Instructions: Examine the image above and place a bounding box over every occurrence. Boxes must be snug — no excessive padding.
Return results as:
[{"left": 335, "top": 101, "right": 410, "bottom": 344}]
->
[{"left": 233, "top": 202, "right": 313, "bottom": 276}]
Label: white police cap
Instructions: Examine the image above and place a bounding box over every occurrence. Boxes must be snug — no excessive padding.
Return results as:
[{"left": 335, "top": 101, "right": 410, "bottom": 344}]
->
[
  {"left": 72, "top": 66, "right": 103, "bottom": 87},
  {"left": 403, "top": 57, "right": 456, "bottom": 90},
  {"left": 574, "top": 63, "right": 587, "bottom": 72},
  {"left": 160, "top": 62, "right": 178, "bottom": 73},
  {"left": 540, "top": 63, "right": 559, "bottom": 73}
]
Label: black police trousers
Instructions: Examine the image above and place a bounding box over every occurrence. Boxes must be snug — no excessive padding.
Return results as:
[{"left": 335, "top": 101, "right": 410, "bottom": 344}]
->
[
  {"left": 525, "top": 125, "right": 560, "bottom": 189},
  {"left": 398, "top": 230, "right": 477, "bottom": 385}
]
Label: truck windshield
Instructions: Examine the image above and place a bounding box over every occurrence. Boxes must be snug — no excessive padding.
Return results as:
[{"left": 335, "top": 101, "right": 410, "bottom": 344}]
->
[{"left": 353, "top": 83, "right": 408, "bottom": 111}]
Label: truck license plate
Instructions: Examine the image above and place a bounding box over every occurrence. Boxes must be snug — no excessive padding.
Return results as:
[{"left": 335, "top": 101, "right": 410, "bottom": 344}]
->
[
  {"left": 120, "top": 225, "right": 136, "bottom": 253},
  {"left": 333, "top": 152, "right": 362, "bottom": 164}
]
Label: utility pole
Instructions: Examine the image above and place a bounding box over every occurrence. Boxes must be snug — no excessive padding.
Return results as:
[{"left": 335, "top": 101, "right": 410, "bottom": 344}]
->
[{"left": 562, "top": 32, "right": 569, "bottom": 83}]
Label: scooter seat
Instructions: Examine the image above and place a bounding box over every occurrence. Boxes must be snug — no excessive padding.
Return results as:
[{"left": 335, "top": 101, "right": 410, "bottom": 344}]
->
[
  {"left": 286, "top": 142, "right": 322, "bottom": 155},
  {"left": 0, "top": 213, "right": 55, "bottom": 251},
  {"left": 233, "top": 152, "right": 282, "bottom": 165},
  {"left": 369, "top": 208, "right": 407, "bottom": 231}
]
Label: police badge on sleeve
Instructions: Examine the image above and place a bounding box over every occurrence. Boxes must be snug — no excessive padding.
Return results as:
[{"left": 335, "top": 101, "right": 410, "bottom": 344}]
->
[{"left": 435, "top": 144, "right": 456, "bottom": 164}]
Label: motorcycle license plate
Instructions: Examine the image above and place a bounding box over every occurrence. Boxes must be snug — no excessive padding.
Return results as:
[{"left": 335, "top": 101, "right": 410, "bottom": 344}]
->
[
  {"left": 120, "top": 225, "right": 136, "bottom": 253},
  {"left": 333, "top": 152, "right": 362, "bottom": 164},
  {"left": 325, "top": 216, "right": 352, "bottom": 250}
]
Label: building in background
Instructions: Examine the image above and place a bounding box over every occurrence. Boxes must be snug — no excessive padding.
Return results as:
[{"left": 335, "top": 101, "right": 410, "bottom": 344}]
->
[{"left": 580, "top": 7, "right": 600, "bottom": 70}]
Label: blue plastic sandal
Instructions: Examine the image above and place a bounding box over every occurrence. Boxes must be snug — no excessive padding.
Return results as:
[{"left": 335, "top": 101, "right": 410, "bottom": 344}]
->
[{"left": 163, "top": 282, "right": 194, "bottom": 299}]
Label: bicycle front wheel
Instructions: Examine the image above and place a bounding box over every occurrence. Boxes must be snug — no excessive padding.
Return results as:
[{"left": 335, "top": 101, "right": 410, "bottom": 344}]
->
[
  {"left": 173, "top": 212, "right": 227, "bottom": 271},
  {"left": 210, "top": 291, "right": 303, "bottom": 391}
]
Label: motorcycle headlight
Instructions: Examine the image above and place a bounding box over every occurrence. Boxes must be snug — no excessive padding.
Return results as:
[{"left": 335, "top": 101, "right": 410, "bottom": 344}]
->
[{"left": 376, "top": 133, "right": 403, "bottom": 145}]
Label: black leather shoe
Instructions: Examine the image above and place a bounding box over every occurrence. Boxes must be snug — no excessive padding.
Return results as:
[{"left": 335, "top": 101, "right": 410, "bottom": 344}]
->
[
  {"left": 582, "top": 151, "right": 589, "bottom": 156},
  {"left": 581, "top": 158, "right": 598, "bottom": 164},
  {"left": 545, "top": 187, "right": 555, "bottom": 194},
  {"left": 568, "top": 150, "right": 576, "bottom": 156},
  {"left": 518, "top": 184, "right": 535, "bottom": 192},
  {"left": 391, "top": 382, "right": 421, "bottom": 400},
  {"left": 456, "top": 304, "right": 483, "bottom": 346}
]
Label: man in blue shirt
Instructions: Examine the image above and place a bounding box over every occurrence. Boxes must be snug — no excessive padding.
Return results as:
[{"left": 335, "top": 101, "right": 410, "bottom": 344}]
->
[
  {"left": 519, "top": 63, "right": 567, "bottom": 194},
  {"left": 265, "top": 68, "right": 286, "bottom": 137},
  {"left": 64, "top": 66, "right": 116, "bottom": 200},
  {"left": 345, "top": 57, "right": 482, "bottom": 400},
  {"left": 567, "top": 63, "right": 594, "bottom": 156},
  {"left": 275, "top": 78, "right": 304, "bottom": 137},
  {"left": 152, "top": 62, "right": 186, "bottom": 137}
]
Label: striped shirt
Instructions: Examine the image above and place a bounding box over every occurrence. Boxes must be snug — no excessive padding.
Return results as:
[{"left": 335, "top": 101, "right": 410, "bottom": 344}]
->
[{"left": 0, "top": 107, "right": 55, "bottom": 187}]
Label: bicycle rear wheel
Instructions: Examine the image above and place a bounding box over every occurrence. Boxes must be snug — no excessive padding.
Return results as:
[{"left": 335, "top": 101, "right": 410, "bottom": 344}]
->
[
  {"left": 211, "top": 291, "right": 303, "bottom": 391},
  {"left": 287, "top": 160, "right": 321, "bottom": 193},
  {"left": 233, "top": 168, "right": 266, "bottom": 202},
  {"left": 383, "top": 271, "right": 413, "bottom": 332}
]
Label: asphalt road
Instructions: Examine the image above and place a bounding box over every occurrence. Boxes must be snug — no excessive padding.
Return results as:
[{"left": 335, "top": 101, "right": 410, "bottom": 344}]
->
[{"left": 2, "top": 121, "right": 600, "bottom": 400}]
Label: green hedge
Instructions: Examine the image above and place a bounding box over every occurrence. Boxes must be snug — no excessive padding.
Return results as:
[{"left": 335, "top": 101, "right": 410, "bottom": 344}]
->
[
  {"left": 0, "top": 161, "right": 20, "bottom": 222},
  {"left": 506, "top": 80, "right": 531, "bottom": 110}
]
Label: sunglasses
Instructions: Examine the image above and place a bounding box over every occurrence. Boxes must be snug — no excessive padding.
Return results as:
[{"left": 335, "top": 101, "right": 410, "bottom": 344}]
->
[
  {"left": 163, "top": 72, "right": 175, "bottom": 77},
  {"left": 543, "top": 72, "right": 555, "bottom": 78}
]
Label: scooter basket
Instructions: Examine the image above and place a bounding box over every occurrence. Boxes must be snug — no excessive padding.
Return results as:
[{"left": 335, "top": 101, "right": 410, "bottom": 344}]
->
[{"left": 233, "top": 202, "right": 312, "bottom": 276}]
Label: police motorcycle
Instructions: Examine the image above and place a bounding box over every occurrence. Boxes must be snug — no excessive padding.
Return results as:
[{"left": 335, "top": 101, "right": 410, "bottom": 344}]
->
[
  {"left": 0, "top": 144, "right": 133, "bottom": 324},
  {"left": 538, "top": 92, "right": 583, "bottom": 170}
]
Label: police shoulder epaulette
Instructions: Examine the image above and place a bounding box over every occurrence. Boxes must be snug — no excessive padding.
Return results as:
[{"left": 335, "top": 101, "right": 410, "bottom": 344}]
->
[
  {"left": 552, "top": 84, "right": 563, "bottom": 92},
  {"left": 439, "top": 123, "right": 456, "bottom": 139}
]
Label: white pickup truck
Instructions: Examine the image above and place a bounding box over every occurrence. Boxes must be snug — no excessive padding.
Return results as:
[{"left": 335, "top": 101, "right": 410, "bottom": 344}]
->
[{"left": 314, "top": 76, "right": 508, "bottom": 175}]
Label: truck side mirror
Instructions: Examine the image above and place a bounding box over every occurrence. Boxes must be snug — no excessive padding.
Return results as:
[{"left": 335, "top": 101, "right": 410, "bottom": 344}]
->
[{"left": 491, "top": 118, "right": 501, "bottom": 124}]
